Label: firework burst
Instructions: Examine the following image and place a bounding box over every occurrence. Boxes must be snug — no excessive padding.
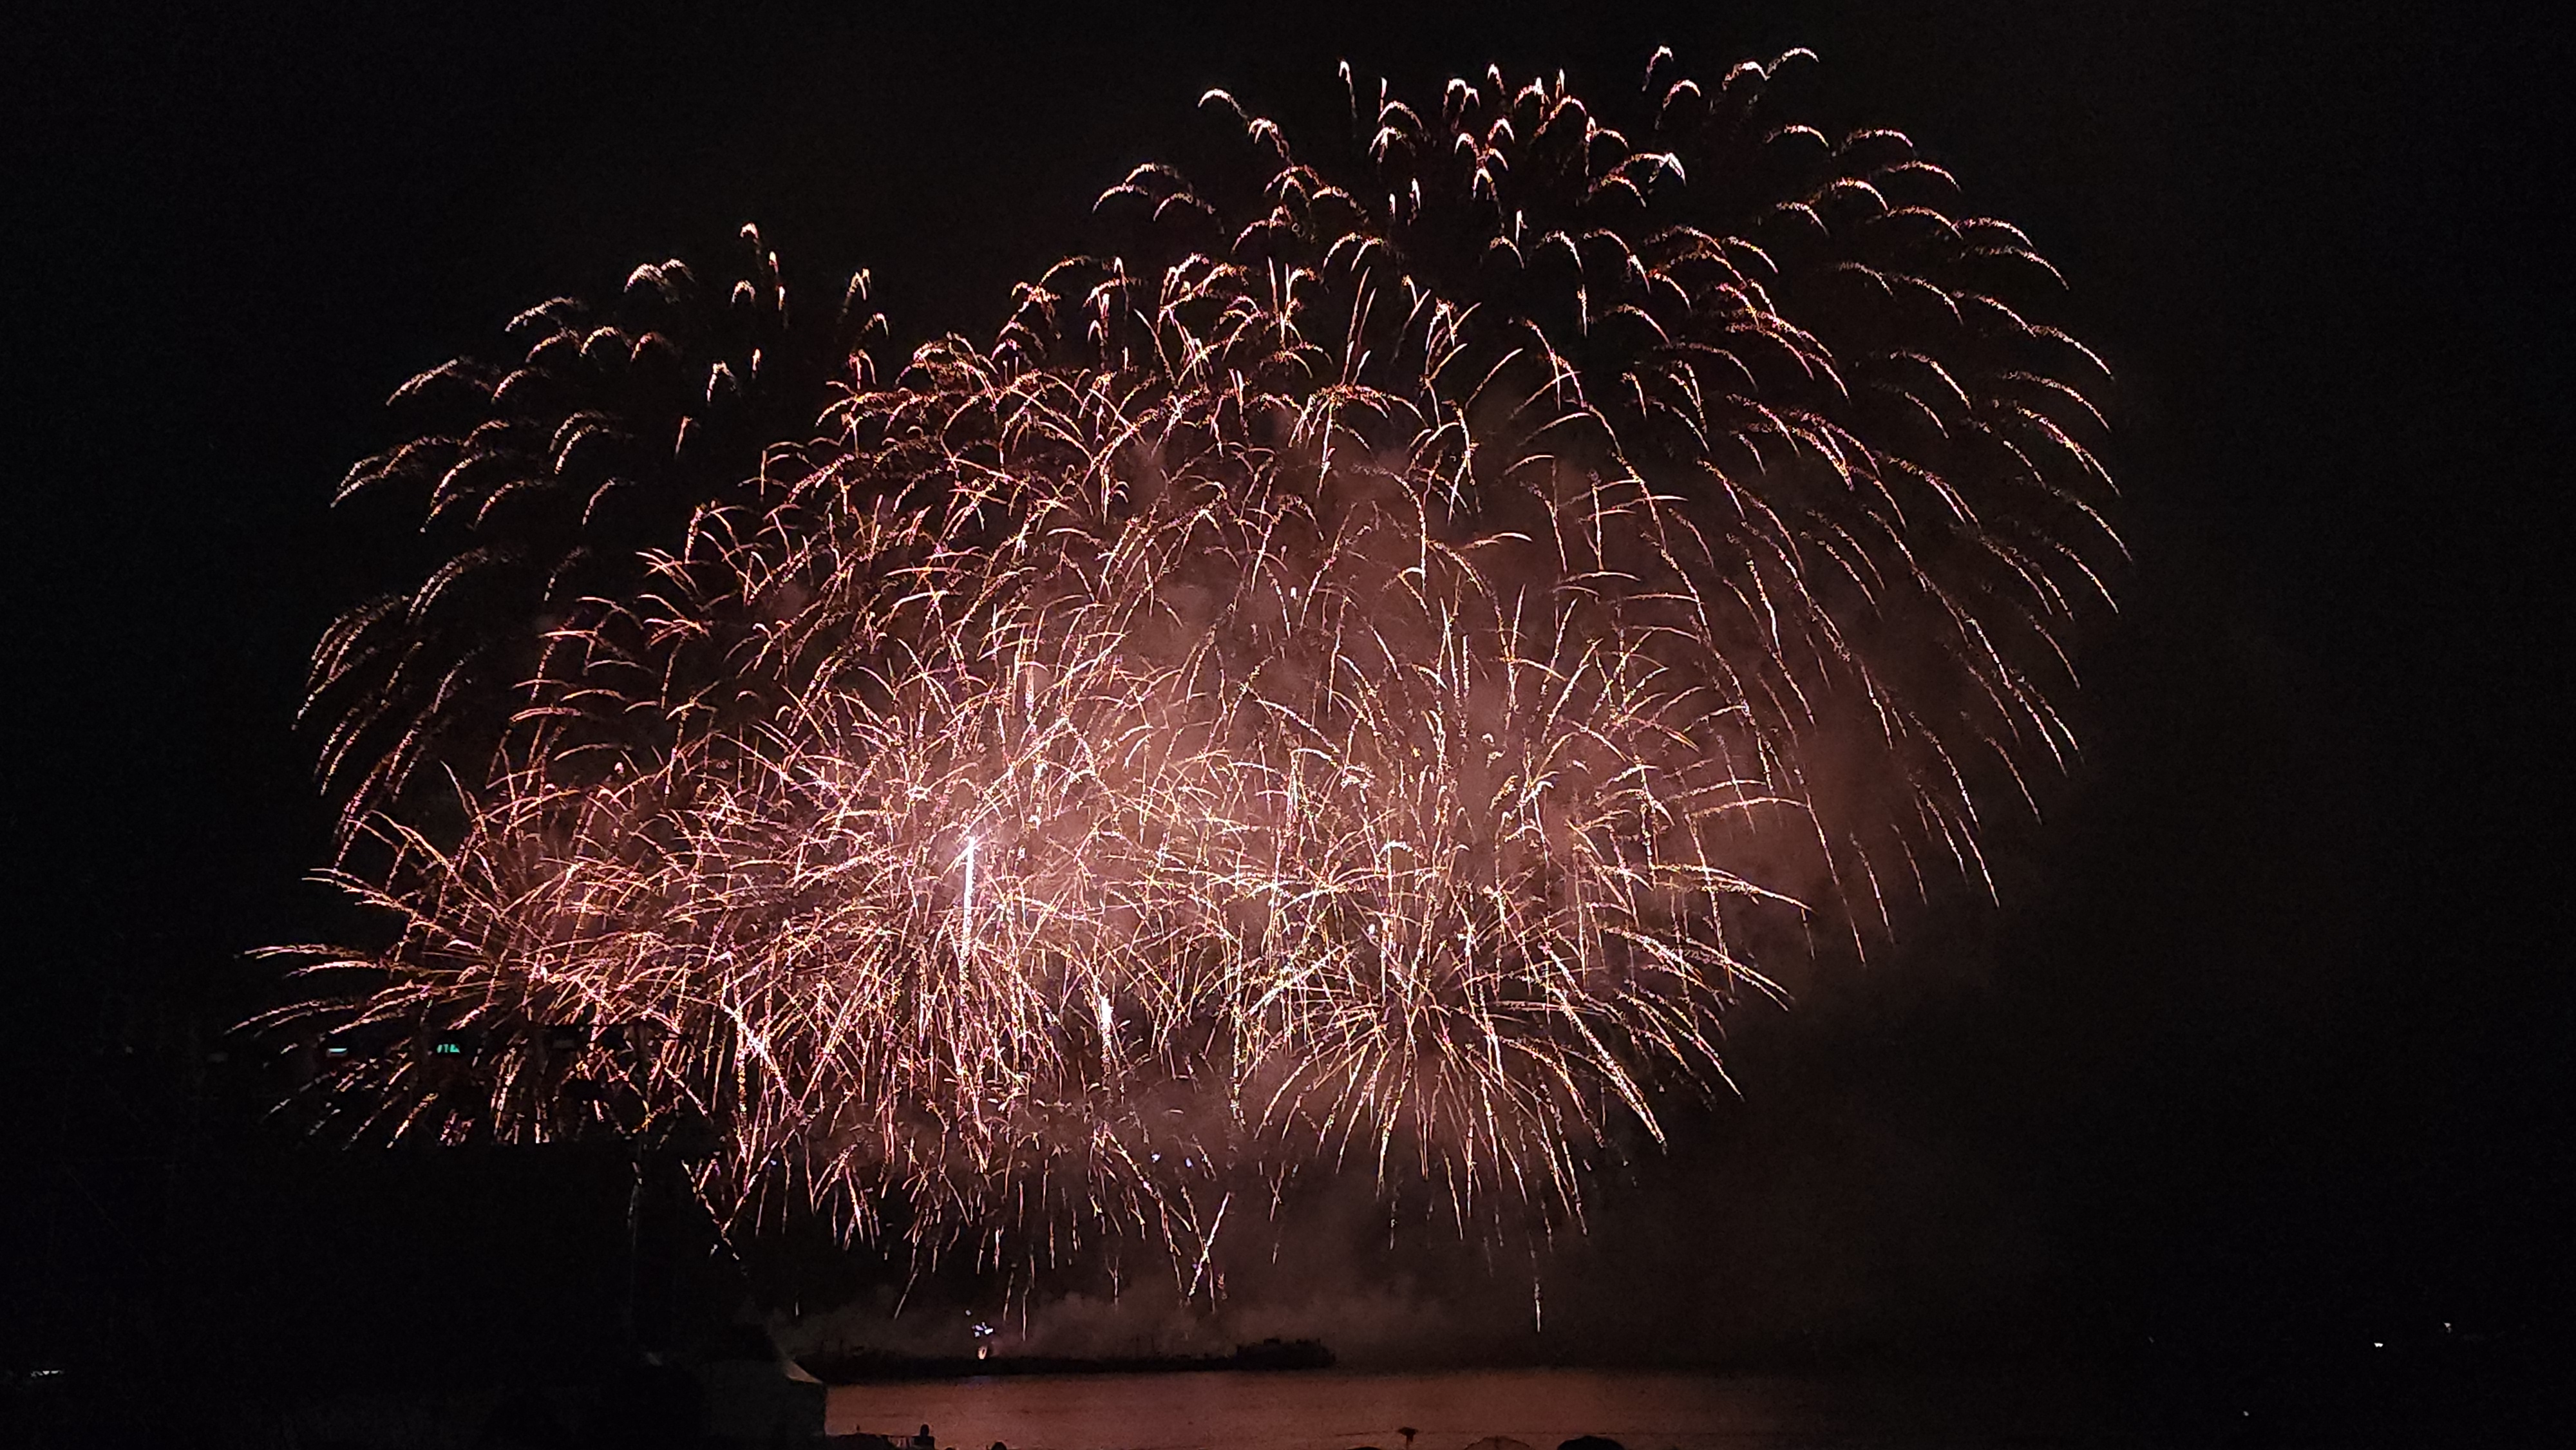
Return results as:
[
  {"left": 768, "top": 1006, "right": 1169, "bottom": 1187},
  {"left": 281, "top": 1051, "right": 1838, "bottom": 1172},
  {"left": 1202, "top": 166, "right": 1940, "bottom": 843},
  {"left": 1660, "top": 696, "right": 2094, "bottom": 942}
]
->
[{"left": 271, "top": 50, "right": 2118, "bottom": 1292}]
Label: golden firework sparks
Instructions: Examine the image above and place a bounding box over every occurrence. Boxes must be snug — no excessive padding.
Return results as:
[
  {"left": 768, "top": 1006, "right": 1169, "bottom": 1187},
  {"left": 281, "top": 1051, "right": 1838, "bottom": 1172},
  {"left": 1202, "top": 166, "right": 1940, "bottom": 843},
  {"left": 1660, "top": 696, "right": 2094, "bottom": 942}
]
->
[{"left": 269, "top": 52, "right": 2119, "bottom": 1292}]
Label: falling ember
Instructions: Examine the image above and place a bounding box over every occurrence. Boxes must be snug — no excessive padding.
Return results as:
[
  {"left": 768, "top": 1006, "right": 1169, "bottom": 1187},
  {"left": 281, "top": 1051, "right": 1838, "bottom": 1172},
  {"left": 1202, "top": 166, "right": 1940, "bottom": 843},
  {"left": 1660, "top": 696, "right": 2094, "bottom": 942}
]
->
[
  {"left": 958, "top": 836, "right": 978, "bottom": 966},
  {"left": 268, "top": 49, "right": 2120, "bottom": 1289}
]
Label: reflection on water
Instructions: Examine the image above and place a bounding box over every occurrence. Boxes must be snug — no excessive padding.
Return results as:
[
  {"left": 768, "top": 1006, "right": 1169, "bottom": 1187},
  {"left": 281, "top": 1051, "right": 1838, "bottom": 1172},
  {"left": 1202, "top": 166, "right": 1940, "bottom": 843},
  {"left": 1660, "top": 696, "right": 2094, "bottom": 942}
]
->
[{"left": 827, "top": 1368, "right": 2094, "bottom": 1450}]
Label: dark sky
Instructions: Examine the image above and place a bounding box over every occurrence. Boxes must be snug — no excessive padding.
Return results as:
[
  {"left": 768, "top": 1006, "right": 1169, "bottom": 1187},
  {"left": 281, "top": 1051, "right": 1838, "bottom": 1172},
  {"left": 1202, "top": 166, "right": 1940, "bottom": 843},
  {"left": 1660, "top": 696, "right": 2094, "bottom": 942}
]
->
[{"left": 5, "top": 0, "right": 2569, "bottom": 1382}]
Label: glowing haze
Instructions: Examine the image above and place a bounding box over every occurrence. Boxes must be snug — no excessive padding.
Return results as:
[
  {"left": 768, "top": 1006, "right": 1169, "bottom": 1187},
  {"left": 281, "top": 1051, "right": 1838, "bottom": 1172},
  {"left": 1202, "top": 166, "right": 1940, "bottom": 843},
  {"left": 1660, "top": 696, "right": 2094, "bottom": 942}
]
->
[{"left": 270, "top": 50, "right": 2118, "bottom": 1295}]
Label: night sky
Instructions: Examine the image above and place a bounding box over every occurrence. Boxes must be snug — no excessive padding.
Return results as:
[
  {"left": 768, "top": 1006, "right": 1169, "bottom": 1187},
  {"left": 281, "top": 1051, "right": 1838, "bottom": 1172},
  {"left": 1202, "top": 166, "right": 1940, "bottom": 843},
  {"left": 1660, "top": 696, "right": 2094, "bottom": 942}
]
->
[{"left": 5, "top": 0, "right": 2569, "bottom": 1428}]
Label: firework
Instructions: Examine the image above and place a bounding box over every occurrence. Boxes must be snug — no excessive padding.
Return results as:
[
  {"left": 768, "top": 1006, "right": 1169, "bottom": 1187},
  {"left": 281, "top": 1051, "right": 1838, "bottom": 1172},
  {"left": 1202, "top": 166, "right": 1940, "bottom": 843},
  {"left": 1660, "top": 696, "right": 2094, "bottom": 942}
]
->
[
  {"left": 307, "top": 226, "right": 884, "bottom": 832},
  {"left": 272, "top": 50, "right": 2118, "bottom": 1290}
]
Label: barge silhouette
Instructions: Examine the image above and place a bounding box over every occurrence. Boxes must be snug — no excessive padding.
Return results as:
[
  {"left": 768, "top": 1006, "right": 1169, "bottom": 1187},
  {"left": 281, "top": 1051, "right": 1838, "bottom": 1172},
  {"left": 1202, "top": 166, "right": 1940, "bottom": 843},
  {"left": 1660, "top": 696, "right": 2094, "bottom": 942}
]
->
[{"left": 798, "top": 1337, "right": 1332, "bottom": 1383}]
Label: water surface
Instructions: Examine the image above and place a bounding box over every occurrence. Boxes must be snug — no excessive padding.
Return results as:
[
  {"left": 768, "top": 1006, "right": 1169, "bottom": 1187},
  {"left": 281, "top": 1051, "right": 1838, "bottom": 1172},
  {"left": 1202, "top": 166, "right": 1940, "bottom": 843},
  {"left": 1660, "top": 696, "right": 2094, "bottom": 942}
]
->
[{"left": 826, "top": 1368, "right": 2108, "bottom": 1450}]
